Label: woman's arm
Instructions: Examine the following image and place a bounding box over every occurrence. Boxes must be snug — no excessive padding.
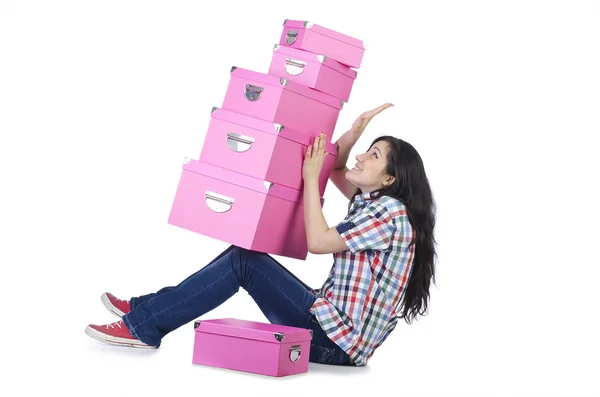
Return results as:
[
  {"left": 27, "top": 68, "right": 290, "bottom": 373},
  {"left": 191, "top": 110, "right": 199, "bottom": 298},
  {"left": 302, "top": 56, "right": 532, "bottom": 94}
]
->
[
  {"left": 302, "top": 134, "right": 349, "bottom": 255},
  {"left": 303, "top": 178, "right": 348, "bottom": 254},
  {"left": 332, "top": 129, "right": 360, "bottom": 170},
  {"left": 329, "top": 167, "right": 356, "bottom": 200},
  {"left": 330, "top": 129, "right": 360, "bottom": 200}
]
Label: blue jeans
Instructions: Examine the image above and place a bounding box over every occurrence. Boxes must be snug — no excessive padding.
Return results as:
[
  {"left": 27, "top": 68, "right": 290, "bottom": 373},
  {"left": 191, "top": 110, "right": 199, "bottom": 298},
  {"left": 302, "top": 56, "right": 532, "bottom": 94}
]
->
[{"left": 122, "top": 245, "right": 354, "bottom": 366}]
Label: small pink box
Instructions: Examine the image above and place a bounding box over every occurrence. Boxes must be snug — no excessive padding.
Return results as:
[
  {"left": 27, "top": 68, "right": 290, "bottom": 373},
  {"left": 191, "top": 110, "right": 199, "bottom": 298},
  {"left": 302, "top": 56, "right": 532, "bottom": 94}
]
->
[
  {"left": 199, "top": 107, "right": 337, "bottom": 197},
  {"left": 193, "top": 318, "right": 312, "bottom": 377},
  {"left": 268, "top": 44, "right": 357, "bottom": 103},
  {"left": 279, "top": 19, "right": 366, "bottom": 69},
  {"left": 168, "top": 159, "right": 322, "bottom": 260},
  {"left": 222, "top": 66, "right": 343, "bottom": 142}
]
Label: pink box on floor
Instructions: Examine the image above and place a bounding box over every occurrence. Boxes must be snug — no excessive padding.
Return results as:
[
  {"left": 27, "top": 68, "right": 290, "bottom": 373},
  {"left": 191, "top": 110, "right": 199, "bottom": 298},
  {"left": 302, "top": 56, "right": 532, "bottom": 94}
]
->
[
  {"left": 269, "top": 44, "right": 357, "bottom": 103},
  {"left": 167, "top": 159, "right": 323, "bottom": 260},
  {"left": 199, "top": 107, "right": 337, "bottom": 197},
  {"left": 279, "top": 19, "right": 366, "bottom": 69},
  {"left": 192, "top": 318, "right": 312, "bottom": 377},
  {"left": 222, "top": 66, "right": 343, "bottom": 142}
]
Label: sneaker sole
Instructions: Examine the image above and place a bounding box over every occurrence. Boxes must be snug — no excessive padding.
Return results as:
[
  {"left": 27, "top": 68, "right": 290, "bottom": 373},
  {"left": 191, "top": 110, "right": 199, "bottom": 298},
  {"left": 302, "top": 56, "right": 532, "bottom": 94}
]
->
[
  {"left": 85, "top": 326, "right": 157, "bottom": 349},
  {"left": 101, "top": 293, "right": 126, "bottom": 318}
]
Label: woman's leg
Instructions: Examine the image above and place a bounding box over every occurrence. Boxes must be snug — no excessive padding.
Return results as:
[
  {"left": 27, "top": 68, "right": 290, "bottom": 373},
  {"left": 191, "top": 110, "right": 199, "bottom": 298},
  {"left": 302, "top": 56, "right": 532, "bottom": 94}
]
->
[
  {"left": 129, "top": 245, "right": 238, "bottom": 309},
  {"left": 122, "top": 246, "right": 317, "bottom": 347},
  {"left": 95, "top": 245, "right": 353, "bottom": 365},
  {"left": 128, "top": 245, "right": 316, "bottom": 309}
]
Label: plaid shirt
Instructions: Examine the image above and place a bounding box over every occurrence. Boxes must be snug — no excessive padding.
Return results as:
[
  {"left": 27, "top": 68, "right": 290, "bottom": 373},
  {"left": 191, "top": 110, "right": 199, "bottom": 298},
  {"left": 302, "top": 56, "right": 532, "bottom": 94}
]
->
[{"left": 309, "top": 192, "right": 415, "bottom": 366}]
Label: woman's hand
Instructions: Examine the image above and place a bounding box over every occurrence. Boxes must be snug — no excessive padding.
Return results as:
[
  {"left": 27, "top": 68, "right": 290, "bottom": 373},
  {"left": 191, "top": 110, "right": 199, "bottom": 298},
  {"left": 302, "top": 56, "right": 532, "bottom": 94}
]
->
[
  {"left": 302, "top": 133, "right": 329, "bottom": 183},
  {"left": 351, "top": 103, "right": 394, "bottom": 137}
]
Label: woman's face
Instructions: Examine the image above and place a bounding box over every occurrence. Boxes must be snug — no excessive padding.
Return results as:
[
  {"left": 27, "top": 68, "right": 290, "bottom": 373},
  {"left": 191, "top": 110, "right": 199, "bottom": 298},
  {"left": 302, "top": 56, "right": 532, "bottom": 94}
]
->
[{"left": 346, "top": 140, "right": 395, "bottom": 193}]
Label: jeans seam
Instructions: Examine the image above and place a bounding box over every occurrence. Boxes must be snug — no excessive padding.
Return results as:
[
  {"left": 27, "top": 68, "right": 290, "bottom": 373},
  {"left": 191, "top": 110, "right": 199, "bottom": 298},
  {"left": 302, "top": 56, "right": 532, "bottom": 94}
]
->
[
  {"left": 248, "top": 260, "right": 314, "bottom": 318},
  {"left": 122, "top": 315, "right": 143, "bottom": 342},
  {"left": 128, "top": 268, "right": 234, "bottom": 336}
]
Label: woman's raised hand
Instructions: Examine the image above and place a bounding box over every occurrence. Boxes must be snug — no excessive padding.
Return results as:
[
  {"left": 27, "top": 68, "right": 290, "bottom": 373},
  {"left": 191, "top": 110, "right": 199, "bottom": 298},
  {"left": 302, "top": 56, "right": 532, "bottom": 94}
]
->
[{"left": 351, "top": 103, "right": 394, "bottom": 137}]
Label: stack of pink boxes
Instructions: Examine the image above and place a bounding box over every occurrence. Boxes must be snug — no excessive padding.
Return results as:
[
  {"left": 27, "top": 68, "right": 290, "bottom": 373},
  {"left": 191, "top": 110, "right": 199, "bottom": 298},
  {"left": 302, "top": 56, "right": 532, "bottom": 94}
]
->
[{"left": 168, "top": 19, "right": 366, "bottom": 260}]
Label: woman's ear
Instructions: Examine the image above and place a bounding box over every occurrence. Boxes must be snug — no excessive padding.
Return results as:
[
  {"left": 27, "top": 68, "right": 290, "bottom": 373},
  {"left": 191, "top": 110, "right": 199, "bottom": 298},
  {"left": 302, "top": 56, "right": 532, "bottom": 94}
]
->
[{"left": 384, "top": 175, "right": 395, "bottom": 186}]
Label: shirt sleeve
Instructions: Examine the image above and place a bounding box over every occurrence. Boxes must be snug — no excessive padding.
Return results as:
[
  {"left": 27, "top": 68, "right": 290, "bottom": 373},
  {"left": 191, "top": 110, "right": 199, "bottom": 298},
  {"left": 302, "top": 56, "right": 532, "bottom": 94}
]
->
[{"left": 335, "top": 201, "right": 396, "bottom": 253}]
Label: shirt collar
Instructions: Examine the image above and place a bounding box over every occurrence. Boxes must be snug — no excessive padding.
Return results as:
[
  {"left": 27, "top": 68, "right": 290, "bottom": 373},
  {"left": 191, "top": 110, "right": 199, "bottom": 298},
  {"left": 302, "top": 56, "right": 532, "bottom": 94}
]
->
[{"left": 354, "top": 191, "right": 375, "bottom": 206}]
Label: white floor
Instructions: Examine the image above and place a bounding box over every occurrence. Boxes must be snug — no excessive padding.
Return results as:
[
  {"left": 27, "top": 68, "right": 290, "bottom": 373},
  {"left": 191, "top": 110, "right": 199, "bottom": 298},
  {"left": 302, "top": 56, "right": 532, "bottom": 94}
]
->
[{"left": 16, "top": 274, "right": 600, "bottom": 397}]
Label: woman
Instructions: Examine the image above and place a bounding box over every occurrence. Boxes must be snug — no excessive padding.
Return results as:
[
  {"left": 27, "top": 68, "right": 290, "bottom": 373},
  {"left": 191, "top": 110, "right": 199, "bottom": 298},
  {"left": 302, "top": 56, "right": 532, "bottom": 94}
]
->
[{"left": 85, "top": 103, "right": 437, "bottom": 367}]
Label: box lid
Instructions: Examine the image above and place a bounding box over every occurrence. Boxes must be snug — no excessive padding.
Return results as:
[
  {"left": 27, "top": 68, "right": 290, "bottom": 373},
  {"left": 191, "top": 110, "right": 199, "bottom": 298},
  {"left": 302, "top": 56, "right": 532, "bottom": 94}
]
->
[
  {"left": 282, "top": 19, "right": 366, "bottom": 50},
  {"left": 230, "top": 66, "right": 343, "bottom": 110},
  {"left": 194, "top": 318, "right": 312, "bottom": 344},
  {"left": 182, "top": 159, "right": 308, "bottom": 204},
  {"left": 273, "top": 44, "right": 357, "bottom": 79},
  {"left": 210, "top": 107, "right": 338, "bottom": 155}
]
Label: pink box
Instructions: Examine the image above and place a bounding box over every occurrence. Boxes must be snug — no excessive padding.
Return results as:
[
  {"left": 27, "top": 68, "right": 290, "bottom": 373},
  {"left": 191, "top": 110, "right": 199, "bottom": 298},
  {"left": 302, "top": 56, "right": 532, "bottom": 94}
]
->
[
  {"left": 268, "top": 44, "right": 357, "bottom": 103},
  {"left": 279, "top": 19, "right": 366, "bottom": 69},
  {"left": 222, "top": 66, "right": 343, "bottom": 142},
  {"left": 168, "top": 159, "right": 322, "bottom": 260},
  {"left": 193, "top": 318, "right": 312, "bottom": 377},
  {"left": 199, "top": 107, "right": 337, "bottom": 197}
]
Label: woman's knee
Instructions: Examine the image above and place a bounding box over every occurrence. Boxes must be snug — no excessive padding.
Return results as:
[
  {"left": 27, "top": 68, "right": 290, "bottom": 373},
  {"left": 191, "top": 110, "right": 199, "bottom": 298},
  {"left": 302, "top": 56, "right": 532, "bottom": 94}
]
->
[
  {"left": 231, "top": 246, "right": 271, "bottom": 261},
  {"left": 228, "top": 246, "right": 264, "bottom": 286}
]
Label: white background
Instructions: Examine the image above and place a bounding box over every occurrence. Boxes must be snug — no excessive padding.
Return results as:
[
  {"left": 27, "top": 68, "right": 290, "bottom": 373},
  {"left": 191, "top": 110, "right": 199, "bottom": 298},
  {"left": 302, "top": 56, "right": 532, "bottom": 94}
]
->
[{"left": 1, "top": 1, "right": 599, "bottom": 396}]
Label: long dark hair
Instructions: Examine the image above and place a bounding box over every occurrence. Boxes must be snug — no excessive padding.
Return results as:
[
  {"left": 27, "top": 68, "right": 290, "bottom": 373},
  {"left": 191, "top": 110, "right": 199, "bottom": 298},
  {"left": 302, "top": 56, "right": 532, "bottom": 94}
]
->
[{"left": 348, "top": 136, "right": 437, "bottom": 324}]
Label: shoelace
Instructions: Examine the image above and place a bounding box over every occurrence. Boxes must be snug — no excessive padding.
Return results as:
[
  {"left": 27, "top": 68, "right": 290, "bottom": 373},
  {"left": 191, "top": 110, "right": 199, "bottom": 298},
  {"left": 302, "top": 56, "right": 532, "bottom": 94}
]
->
[{"left": 105, "top": 321, "right": 124, "bottom": 330}]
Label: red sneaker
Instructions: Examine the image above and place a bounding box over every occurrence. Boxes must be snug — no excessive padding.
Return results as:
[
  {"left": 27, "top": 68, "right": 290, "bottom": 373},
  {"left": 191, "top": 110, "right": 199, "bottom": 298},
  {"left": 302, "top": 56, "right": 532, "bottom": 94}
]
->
[
  {"left": 85, "top": 320, "right": 157, "bottom": 349},
  {"left": 101, "top": 292, "right": 130, "bottom": 318}
]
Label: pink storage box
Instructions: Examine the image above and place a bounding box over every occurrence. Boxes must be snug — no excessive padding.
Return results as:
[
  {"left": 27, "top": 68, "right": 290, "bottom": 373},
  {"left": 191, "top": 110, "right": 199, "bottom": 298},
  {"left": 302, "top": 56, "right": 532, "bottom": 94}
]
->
[
  {"left": 222, "top": 66, "right": 343, "bottom": 142},
  {"left": 279, "top": 19, "right": 366, "bottom": 69},
  {"left": 269, "top": 44, "right": 357, "bottom": 103},
  {"left": 199, "top": 107, "right": 337, "bottom": 197},
  {"left": 168, "top": 159, "right": 323, "bottom": 260},
  {"left": 193, "top": 318, "right": 312, "bottom": 377}
]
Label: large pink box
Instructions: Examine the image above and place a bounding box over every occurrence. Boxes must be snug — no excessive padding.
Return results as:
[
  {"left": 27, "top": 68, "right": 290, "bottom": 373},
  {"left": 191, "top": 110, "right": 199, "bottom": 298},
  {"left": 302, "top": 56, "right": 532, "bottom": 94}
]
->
[
  {"left": 279, "top": 19, "right": 366, "bottom": 69},
  {"left": 269, "top": 44, "right": 357, "bottom": 103},
  {"left": 168, "top": 159, "right": 321, "bottom": 260},
  {"left": 193, "top": 318, "right": 312, "bottom": 377},
  {"left": 199, "top": 107, "right": 337, "bottom": 197},
  {"left": 222, "top": 66, "right": 343, "bottom": 142}
]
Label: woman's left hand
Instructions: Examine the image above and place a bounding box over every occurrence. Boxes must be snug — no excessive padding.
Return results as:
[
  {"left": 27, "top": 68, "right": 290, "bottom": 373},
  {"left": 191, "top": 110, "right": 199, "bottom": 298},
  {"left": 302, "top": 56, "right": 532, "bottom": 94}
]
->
[{"left": 302, "top": 133, "right": 329, "bottom": 183}]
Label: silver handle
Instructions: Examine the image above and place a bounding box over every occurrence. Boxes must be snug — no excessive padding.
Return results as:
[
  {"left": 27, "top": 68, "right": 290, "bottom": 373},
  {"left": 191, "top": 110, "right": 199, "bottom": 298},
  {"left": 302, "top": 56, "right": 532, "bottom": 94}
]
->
[
  {"left": 285, "top": 30, "right": 298, "bottom": 45},
  {"left": 284, "top": 58, "right": 306, "bottom": 76},
  {"left": 289, "top": 345, "right": 301, "bottom": 362},
  {"left": 205, "top": 191, "right": 234, "bottom": 213},
  {"left": 226, "top": 132, "right": 254, "bottom": 152},
  {"left": 244, "top": 84, "right": 263, "bottom": 101}
]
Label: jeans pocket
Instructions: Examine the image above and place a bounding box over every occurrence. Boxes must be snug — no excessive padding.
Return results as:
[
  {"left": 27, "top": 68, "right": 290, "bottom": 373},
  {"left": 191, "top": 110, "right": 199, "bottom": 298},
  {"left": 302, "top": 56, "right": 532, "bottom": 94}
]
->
[{"left": 309, "top": 344, "right": 336, "bottom": 364}]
